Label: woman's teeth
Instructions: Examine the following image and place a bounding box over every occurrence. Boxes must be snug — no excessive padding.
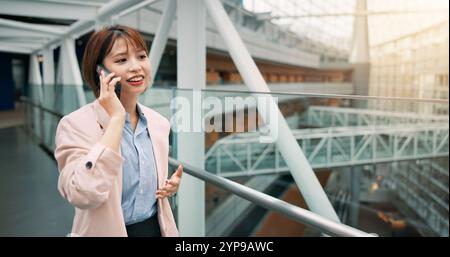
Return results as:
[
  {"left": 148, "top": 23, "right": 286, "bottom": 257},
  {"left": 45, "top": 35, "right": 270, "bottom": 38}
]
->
[{"left": 127, "top": 76, "right": 144, "bottom": 82}]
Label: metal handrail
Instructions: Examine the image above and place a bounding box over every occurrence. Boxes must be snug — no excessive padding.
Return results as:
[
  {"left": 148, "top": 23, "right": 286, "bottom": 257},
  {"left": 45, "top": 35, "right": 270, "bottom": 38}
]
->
[
  {"left": 169, "top": 157, "right": 376, "bottom": 237},
  {"left": 159, "top": 86, "right": 449, "bottom": 104},
  {"left": 29, "top": 83, "right": 449, "bottom": 104},
  {"left": 20, "top": 96, "right": 63, "bottom": 119}
]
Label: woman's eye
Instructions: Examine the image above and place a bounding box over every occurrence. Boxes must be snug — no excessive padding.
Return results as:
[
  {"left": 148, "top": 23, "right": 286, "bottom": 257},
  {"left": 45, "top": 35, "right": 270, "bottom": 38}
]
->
[
  {"left": 116, "top": 58, "right": 126, "bottom": 63},
  {"left": 139, "top": 55, "right": 147, "bottom": 59}
]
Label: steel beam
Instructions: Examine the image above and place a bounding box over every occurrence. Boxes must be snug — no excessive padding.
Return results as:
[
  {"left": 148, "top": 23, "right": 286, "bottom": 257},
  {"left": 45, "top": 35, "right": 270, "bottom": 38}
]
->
[
  {"left": 204, "top": 0, "right": 340, "bottom": 223},
  {"left": 0, "top": 0, "right": 98, "bottom": 20}
]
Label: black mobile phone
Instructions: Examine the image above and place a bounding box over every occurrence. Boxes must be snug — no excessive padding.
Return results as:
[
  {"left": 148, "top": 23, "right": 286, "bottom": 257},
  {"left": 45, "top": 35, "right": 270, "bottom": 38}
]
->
[{"left": 96, "top": 64, "right": 121, "bottom": 99}]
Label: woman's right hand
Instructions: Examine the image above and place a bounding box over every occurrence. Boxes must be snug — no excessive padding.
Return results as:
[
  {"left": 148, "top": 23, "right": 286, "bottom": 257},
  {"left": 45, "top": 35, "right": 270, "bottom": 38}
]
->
[{"left": 98, "top": 70, "right": 125, "bottom": 120}]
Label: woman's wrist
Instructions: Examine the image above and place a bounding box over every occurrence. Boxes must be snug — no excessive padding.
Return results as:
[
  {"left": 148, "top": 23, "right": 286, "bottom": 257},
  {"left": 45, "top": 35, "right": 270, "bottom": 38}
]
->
[
  {"left": 110, "top": 113, "right": 126, "bottom": 124},
  {"left": 101, "top": 114, "right": 125, "bottom": 153}
]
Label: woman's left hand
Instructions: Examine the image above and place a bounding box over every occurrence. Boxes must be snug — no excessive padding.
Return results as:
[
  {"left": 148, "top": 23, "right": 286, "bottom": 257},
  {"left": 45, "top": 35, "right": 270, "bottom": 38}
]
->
[{"left": 156, "top": 165, "right": 183, "bottom": 199}]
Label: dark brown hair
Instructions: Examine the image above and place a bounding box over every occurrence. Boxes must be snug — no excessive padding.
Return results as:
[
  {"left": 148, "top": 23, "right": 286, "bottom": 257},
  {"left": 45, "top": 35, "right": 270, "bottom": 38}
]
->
[{"left": 82, "top": 25, "right": 148, "bottom": 98}]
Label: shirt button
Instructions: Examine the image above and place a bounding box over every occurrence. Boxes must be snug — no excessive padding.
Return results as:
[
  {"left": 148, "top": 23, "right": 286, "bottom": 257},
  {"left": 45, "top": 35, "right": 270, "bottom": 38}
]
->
[{"left": 85, "top": 161, "right": 93, "bottom": 169}]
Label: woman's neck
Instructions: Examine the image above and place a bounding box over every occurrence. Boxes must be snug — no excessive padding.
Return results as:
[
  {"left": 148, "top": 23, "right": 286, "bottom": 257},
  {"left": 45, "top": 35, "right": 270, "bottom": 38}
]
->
[{"left": 120, "top": 95, "right": 138, "bottom": 119}]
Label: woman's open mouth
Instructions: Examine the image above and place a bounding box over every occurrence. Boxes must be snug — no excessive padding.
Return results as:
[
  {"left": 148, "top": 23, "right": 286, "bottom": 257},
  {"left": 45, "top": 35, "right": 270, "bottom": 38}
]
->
[{"left": 126, "top": 75, "right": 145, "bottom": 86}]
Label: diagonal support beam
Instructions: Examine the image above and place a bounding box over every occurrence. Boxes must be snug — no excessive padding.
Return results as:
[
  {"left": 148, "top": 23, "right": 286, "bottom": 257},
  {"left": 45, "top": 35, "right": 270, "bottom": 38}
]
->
[
  {"left": 0, "top": 41, "right": 43, "bottom": 49},
  {"left": 0, "top": 18, "right": 66, "bottom": 35},
  {"left": 149, "top": 0, "right": 176, "bottom": 84},
  {"left": 204, "top": 0, "right": 340, "bottom": 223},
  {"left": 0, "top": 27, "right": 56, "bottom": 39},
  {"left": 35, "top": 0, "right": 154, "bottom": 53},
  {"left": 222, "top": 145, "right": 246, "bottom": 172},
  {"left": 0, "top": 44, "right": 32, "bottom": 54}
]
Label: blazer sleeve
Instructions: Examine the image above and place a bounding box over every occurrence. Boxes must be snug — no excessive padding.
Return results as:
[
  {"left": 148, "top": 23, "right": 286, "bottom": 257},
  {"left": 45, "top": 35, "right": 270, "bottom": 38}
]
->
[{"left": 54, "top": 117, "right": 124, "bottom": 210}]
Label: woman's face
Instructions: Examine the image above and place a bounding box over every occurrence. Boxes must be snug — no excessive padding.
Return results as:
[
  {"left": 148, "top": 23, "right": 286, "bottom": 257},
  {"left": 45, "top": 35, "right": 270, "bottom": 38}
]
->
[{"left": 102, "top": 37, "right": 151, "bottom": 98}]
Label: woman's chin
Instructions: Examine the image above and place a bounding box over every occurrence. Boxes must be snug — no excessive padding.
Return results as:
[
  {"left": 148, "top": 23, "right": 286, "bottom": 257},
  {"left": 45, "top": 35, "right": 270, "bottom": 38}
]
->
[{"left": 121, "top": 86, "right": 146, "bottom": 97}]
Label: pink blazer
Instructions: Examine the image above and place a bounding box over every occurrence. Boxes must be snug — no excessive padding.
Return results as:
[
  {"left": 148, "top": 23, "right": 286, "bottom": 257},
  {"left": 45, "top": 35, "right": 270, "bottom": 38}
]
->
[{"left": 54, "top": 100, "right": 178, "bottom": 237}]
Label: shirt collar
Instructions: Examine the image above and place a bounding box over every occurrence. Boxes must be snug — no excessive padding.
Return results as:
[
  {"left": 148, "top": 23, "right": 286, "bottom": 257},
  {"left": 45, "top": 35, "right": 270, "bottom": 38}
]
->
[
  {"left": 124, "top": 104, "right": 148, "bottom": 135},
  {"left": 136, "top": 103, "right": 145, "bottom": 117}
]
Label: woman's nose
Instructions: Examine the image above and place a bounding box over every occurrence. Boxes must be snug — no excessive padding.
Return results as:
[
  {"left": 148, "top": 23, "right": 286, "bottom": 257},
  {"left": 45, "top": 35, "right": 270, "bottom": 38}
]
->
[{"left": 128, "top": 58, "right": 142, "bottom": 72}]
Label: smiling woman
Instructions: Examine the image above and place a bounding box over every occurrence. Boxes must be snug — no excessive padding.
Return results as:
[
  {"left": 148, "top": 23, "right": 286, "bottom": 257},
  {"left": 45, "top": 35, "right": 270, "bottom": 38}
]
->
[
  {"left": 82, "top": 26, "right": 150, "bottom": 98},
  {"left": 54, "top": 25, "right": 183, "bottom": 237}
]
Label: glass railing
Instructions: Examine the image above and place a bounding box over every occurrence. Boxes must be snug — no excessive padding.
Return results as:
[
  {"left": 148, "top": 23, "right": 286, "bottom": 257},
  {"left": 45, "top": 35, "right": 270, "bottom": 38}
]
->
[{"left": 22, "top": 83, "right": 449, "bottom": 236}]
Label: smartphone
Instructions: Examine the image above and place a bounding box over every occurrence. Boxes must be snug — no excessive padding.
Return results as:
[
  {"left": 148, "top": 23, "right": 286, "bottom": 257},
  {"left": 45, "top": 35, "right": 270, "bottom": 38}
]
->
[{"left": 96, "top": 64, "right": 121, "bottom": 99}]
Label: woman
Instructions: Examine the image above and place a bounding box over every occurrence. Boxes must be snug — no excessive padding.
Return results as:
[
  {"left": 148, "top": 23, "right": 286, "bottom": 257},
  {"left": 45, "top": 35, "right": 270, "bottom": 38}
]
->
[{"left": 54, "top": 25, "right": 182, "bottom": 237}]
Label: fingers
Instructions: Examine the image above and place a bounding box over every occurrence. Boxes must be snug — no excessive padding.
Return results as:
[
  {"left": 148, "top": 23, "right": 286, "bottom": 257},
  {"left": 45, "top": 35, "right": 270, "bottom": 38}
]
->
[
  {"left": 156, "top": 188, "right": 174, "bottom": 199},
  {"left": 99, "top": 70, "right": 117, "bottom": 96},
  {"left": 174, "top": 165, "right": 183, "bottom": 178},
  {"left": 108, "top": 77, "right": 121, "bottom": 93},
  {"left": 165, "top": 179, "right": 177, "bottom": 186},
  {"left": 166, "top": 171, "right": 181, "bottom": 186},
  {"left": 99, "top": 70, "right": 106, "bottom": 96},
  {"left": 155, "top": 168, "right": 183, "bottom": 199},
  {"left": 160, "top": 183, "right": 176, "bottom": 192},
  {"left": 156, "top": 181, "right": 179, "bottom": 199}
]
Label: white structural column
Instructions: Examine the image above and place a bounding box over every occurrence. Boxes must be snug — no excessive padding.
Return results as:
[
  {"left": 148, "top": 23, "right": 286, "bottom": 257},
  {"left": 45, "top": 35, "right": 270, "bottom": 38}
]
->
[
  {"left": 350, "top": 0, "right": 370, "bottom": 103},
  {"left": 204, "top": 0, "right": 340, "bottom": 222},
  {"left": 176, "top": 0, "right": 206, "bottom": 236},
  {"left": 57, "top": 38, "right": 86, "bottom": 114},
  {"left": 28, "top": 54, "right": 43, "bottom": 138},
  {"left": 42, "top": 48, "right": 56, "bottom": 146},
  {"left": 42, "top": 48, "right": 55, "bottom": 85},
  {"left": 29, "top": 54, "right": 43, "bottom": 95},
  {"left": 149, "top": 0, "right": 176, "bottom": 83},
  {"left": 350, "top": 0, "right": 370, "bottom": 63}
]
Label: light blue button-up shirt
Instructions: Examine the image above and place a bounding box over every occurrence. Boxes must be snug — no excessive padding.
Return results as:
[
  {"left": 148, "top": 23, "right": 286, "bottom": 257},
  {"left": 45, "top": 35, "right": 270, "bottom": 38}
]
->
[{"left": 121, "top": 105, "right": 158, "bottom": 225}]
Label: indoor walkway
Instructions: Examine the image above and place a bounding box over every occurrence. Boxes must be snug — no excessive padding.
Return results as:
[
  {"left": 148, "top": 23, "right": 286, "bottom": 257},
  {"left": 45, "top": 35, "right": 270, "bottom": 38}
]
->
[{"left": 0, "top": 127, "right": 73, "bottom": 236}]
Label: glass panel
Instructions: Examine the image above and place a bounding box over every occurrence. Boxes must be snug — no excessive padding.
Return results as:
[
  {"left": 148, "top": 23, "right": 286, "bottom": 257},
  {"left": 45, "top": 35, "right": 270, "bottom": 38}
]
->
[{"left": 23, "top": 84, "right": 449, "bottom": 236}]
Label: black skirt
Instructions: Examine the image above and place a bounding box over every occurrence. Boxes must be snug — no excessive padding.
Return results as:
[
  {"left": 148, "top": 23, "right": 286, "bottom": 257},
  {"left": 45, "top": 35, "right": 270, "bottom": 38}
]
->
[{"left": 126, "top": 214, "right": 161, "bottom": 237}]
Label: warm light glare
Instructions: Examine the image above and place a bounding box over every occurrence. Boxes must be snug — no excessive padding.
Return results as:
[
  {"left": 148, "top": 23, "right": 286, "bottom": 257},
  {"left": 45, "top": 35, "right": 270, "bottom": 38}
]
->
[
  {"left": 243, "top": 0, "right": 449, "bottom": 50},
  {"left": 370, "top": 182, "right": 379, "bottom": 193}
]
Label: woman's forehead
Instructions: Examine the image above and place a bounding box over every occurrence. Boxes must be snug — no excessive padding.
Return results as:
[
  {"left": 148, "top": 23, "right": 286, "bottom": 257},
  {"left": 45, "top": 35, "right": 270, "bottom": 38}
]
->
[{"left": 109, "top": 37, "right": 144, "bottom": 55}]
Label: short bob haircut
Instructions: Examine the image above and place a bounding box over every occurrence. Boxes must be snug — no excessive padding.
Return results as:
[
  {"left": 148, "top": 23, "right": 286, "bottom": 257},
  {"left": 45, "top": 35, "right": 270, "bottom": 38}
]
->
[{"left": 82, "top": 25, "right": 148, "bottom": 98}]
